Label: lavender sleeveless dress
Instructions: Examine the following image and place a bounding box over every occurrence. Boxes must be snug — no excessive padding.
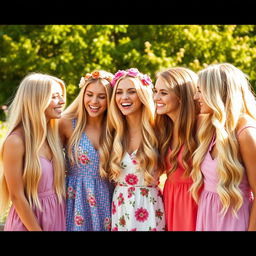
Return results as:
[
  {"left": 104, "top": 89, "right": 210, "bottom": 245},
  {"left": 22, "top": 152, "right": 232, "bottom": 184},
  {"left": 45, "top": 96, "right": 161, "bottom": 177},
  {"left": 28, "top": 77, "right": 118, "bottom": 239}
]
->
[
  {"left": 4, "top": 156, "right": 66, "bottom": 231},
  {"left": 196, "top": 126, "right": 255, "bottom": 231}
]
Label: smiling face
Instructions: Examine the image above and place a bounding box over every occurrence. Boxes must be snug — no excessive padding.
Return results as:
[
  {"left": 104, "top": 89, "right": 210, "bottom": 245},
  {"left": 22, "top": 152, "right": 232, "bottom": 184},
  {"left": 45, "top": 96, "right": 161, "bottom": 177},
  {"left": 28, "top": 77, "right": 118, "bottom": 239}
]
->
[
  {"left": 194, "top": 84, "right": 213, "bottom": 114},
  {"left": 115, "top": 77, "right": 142, "bottom": 117},
  {"left": 153, "top": 77, "right": 181, "bottom": 119},
  {"left": 83, "top": 80, "right": 107, "bottom": 118},
  {"left": 45, "top": 80, "right": 65, "bottom": 120}
]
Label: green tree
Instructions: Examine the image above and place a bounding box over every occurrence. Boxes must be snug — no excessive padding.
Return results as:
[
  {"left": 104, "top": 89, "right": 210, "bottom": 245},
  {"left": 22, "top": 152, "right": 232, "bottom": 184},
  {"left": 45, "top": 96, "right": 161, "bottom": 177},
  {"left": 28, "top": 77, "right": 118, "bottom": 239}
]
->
[{"left": 1, "top": 24, "right": 256, "bottom": 121}]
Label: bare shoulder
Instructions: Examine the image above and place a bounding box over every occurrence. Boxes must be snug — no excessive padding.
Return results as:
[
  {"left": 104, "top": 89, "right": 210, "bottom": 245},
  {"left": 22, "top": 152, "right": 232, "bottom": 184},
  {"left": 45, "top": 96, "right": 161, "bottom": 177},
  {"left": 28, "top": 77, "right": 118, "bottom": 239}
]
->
[
  {"left": 59, "top": 117, "right": 73, "bottom": 130},
  {"left": 237, "top": 115, "right": 256, "bottom": 145},
  {"left": 3, "top": 133, "right": 25, "bottom": 156},
  {"left": 59, "top": 117, "right": 73, "bottom": 140}
]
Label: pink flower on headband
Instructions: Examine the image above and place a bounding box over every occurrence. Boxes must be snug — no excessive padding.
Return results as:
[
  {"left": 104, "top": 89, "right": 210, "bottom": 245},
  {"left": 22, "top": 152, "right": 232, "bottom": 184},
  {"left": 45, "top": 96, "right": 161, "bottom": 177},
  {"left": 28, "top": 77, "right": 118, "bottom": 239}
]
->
[
  {"left": 127, "top": 68, "right": 139, "bottom": 77},
  {"left": 111, "top": 68, "right": 153, "bottom": 88},
  {"left": 141, "top": 74, "right": 152, "bottom": 86},
  {"left": 110, "top": 70, "right": 126, "bottom": 87}
]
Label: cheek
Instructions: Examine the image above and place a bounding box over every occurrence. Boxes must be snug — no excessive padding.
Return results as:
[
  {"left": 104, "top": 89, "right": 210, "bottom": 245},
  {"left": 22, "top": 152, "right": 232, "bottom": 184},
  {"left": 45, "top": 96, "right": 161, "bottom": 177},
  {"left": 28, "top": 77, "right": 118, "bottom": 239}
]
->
[
  {"left": 100, "top": 99, "right": 107, "bottom": 109},
  {"left": 83, "top": 96, "right": 90, "bottom": 106}
]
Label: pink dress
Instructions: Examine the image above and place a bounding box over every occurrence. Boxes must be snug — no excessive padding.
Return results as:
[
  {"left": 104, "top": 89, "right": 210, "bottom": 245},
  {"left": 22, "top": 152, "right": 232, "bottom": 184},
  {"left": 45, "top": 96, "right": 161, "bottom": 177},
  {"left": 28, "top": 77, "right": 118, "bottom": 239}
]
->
[
  {"left": 196, "top": 126, "right": 254, "bottom": 231},
  {"left": 163, "top": 146, "right": 200, "bottom": 231},
  {"left": 4, "top": 156, "right": 66, "bottom": 231}
]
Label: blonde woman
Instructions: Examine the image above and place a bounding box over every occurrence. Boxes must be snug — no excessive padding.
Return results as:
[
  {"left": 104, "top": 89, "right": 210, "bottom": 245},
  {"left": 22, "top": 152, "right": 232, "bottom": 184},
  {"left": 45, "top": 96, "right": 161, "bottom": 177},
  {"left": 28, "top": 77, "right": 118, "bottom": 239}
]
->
[
  {"left": 191, "top": 63, "right": 256, "bottom": 231},
  {"left": 108, "top": 68, "right": 165, "bottom": 231},
  {"left": 153, "top": 67, "right": 201, "bottom": 231},
  {"left": 0, "top": 73, "right": 66, "bottom": 231},
  {"left": 59, "top": 70, "right": 114, "bottom": 231}
]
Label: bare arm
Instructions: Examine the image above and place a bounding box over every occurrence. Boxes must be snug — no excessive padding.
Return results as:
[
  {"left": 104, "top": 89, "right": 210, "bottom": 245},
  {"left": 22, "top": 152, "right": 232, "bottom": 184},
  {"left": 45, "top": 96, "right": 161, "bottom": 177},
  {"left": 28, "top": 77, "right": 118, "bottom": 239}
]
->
[
  {"left": 238, "top": 127, "right": 256, "bottom": 231},
  {"left": 58, "top": 117, "right": 73, "bottom": 146},
  {"left": 3, "top": 135, "right": 42, "bottom": 231}
]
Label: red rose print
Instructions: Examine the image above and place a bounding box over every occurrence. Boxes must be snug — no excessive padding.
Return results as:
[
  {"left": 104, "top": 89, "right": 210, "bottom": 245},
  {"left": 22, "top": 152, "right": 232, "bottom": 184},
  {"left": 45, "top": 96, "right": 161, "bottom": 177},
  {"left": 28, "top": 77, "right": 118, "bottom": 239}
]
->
[
  {"left": 140, "top": 188, "right": 149, "bottom": 197},
  {"left": 128, "top": 187, "right": 135, "bottom": 198},
  {"left": 112, "top": 201, "right": 116, "bottom": 214},
  {"left": 104, "top": 217, "right": 111, "bottom": 231},
  {"left": 155, "top": 209, "right": 164, "bottom": 220},
  {"left": 117, "top": 193, "right": 124, "bottom": 206},
  {"left": 74, "top": 213, "right": 84, "bottom": 226},
  {"left": 125, "top": 174, "right": 138, "bottom": 185},
  {"left": 119, "top": 216, "right": 126, "bottom": 227},
  {"left": 135, "top": 207, "right": 149, "bottom": 222},
  {"left": 88, "top": 195, "right": 96, "bottom": 207}
]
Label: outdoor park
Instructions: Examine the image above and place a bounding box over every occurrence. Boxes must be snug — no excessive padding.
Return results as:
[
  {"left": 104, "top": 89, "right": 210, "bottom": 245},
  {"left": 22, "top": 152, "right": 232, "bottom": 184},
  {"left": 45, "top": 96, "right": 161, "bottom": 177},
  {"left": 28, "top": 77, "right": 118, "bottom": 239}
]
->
[{"left": 1, "top": 24, "right": 256, "bottom": 230}]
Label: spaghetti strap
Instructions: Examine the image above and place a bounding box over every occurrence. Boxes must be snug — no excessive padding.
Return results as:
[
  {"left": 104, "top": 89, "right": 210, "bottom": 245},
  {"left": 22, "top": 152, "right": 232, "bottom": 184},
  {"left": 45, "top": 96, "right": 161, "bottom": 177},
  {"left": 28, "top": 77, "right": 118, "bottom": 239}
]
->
[
  {"left": 237, "top": 126, "right": 256, "bottom": 137},
  {"left": 208, "top": 135, "right": 216, "bottom": 151},
  {"left": 8, "top": 132, "right": 25, "bottom": 141}
]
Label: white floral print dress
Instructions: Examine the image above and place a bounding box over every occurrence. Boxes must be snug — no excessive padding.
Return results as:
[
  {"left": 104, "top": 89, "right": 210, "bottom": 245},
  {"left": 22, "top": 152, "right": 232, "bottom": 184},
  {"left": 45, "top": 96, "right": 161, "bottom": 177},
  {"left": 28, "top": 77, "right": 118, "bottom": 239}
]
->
[{"left": 111, "top": 151, "right": 165, "bottom": 231}]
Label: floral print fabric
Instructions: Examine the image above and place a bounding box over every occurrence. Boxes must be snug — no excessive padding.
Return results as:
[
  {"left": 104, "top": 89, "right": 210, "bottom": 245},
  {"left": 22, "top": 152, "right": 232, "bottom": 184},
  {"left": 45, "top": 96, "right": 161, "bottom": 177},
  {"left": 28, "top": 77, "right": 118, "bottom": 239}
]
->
[
  {"left": 111, "top": 151, "right": 165, "bottom": 231},
  {"left": 65, "top": 119, "right": 114, "bottom": 231}
]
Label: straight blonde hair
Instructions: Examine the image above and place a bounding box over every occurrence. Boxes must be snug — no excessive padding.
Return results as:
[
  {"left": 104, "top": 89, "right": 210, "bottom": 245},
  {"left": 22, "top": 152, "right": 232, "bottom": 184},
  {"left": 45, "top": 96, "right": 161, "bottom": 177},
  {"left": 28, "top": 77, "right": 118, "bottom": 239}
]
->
[
  {"left": 63, "top": 71, "right": 113, "bottom": 179},
  {"left": 0, "top": 73, "right": 66, "bottom": 217}
]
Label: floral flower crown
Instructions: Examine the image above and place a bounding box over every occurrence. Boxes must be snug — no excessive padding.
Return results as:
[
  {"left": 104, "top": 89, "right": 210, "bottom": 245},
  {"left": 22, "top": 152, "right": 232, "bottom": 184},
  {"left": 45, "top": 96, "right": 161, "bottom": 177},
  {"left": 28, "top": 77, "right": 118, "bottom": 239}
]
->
[
  {"left": 79, "top": 70, "right": 114, "bottom": 88},
  {"left": 111, "top": 68, "right": 153, "bottom": 88}
]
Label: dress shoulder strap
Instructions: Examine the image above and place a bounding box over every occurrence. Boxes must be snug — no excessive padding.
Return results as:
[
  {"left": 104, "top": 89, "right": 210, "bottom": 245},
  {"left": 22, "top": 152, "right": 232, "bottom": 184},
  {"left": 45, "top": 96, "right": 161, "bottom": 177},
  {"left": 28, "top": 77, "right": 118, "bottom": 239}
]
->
[
  {"left": 8, "top": 131, "right": 25, "bottom": 142},
  {"left": 237, "top": 126, "right": 256, "bottom": 137},
  {"left": 208, "top": 135, "right": 216, "bottom": 151}
]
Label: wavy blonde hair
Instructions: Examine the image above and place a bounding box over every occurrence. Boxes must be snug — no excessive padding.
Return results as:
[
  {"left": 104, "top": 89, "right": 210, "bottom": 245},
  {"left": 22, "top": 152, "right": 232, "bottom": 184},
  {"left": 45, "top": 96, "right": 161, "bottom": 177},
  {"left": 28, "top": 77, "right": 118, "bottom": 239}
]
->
[
  {"left": 0, "top": 73, "right": 66, "bottom": 217},
  {"left": 190, "top": 63, "right": 256, "bottom": 216},
  {"left": 155, "top": 67, "right": 198, "bottom": 177},
  {"left": 108, "top": 75, "right": 159, "bottom": 186},
  {"left": 63, "top": 70, "right": 113, "bottom": 179}
]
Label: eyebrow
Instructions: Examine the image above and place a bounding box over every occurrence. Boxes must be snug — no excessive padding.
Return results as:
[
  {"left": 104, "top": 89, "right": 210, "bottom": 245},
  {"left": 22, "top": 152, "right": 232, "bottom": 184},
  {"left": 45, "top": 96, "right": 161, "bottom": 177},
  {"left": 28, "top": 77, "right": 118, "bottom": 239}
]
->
[
  {"left": 86, "top": 90, "right": 106, "bottom": 95},
  {"left": 116, "top": 88, "right": 136, "bottom": 91}
]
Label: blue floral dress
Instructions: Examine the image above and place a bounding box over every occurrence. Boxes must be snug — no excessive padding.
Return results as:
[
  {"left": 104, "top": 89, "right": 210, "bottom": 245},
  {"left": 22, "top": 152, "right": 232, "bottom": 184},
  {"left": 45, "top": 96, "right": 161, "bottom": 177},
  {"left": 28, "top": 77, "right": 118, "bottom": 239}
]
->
[{"left": 65, "top": 119, "right": 114, "bottom": 231}]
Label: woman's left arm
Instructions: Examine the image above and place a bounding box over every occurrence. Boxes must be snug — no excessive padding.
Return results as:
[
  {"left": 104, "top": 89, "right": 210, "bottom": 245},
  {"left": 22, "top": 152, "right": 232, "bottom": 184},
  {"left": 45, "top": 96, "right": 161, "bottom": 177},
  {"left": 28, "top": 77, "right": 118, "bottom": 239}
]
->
[{"left": 238, "top": 127, "right": 256, "bottom": 231}]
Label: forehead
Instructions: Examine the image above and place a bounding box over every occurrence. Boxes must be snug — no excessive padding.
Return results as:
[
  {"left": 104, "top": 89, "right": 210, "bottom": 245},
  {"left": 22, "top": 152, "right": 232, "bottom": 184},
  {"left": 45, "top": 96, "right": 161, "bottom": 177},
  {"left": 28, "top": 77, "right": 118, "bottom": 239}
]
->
[
  {"left": 51, "top": 80, "right": 63, "bottom": 94},
  {"left": 155, "top": 77, "right": 170, "bottom": 90},
  {"left": 85, "top": 81, "right": 106, "bottom": 93},
  {"left": 117, "top": 77, "right": 136, "bottom": 89}
]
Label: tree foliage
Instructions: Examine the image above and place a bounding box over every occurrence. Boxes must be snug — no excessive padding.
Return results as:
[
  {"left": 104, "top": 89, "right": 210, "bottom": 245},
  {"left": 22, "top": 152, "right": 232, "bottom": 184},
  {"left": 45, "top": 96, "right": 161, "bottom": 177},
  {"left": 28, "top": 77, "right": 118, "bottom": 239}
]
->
[{"left": 1, "top": 25, "right": 256, "bottom": 120}]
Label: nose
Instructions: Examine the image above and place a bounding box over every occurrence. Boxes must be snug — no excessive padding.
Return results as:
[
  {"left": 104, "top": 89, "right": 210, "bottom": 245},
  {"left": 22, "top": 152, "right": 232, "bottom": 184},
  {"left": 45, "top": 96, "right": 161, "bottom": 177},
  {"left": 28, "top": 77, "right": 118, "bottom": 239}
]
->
[
  {"left": 153, "top": 92, "right": 160, "bottom": 102},
  {"left": 91, "top": 96, "right": 99, "bottom": 104},
  {"left": 121, "top": 93, "right": 129, "bottom": 100},
  {"left": 194, "top": 92, "right": 199, "bottom": 101},
  {"left": 59, "top": 95, "right": 65, "bottom": 105}
]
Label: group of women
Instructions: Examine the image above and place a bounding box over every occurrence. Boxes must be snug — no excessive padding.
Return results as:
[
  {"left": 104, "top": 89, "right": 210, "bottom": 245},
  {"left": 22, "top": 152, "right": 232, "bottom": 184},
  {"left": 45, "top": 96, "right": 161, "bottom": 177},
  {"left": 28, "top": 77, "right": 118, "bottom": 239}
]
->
[{"left": 0, "top": 62, "right": 256, "bottom": 231}]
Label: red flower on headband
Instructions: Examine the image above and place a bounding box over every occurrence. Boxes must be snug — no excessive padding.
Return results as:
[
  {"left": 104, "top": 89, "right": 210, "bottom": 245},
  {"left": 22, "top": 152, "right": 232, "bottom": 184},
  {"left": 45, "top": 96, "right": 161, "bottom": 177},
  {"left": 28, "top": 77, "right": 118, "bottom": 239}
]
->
[{"left": 92, "top": 71, "right": 100, "bottom": 79}]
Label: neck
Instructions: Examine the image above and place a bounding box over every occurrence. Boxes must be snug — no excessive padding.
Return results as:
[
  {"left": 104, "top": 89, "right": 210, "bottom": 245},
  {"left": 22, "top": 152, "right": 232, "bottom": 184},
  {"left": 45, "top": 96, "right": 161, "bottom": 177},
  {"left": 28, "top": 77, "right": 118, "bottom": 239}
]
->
[
  {"left": 87, "top": 115, "right": 104, "bottom": 129},
  {"left": 126, "top": 112, "right": 142, "bottom": 133}
]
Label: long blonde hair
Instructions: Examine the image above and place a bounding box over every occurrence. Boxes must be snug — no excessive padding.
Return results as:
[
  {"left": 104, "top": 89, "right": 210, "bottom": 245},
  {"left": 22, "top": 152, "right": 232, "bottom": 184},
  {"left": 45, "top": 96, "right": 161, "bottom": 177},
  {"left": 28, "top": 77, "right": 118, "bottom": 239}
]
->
[
  {"left": 190, "top": 63, "right": 256, "bottom": 216},
  {"left": 63, "top": 70, "right": 113, "bottom": 179},
  {"left": 155, "top": 67, "right": 198, "bottom": 177},
  {"left": 108, "top": 74, "right": 159, "bottom": 185},
  {"left": 0, "top": 73, "right": 66, "bottom": 217}
]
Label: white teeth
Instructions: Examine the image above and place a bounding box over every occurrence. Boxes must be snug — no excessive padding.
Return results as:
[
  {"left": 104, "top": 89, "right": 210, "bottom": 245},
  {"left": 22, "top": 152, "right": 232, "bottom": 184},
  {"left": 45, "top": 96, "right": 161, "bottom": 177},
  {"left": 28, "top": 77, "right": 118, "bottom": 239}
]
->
[
  {"left": 121, "top": 103, "right": 132, "bottom": 107},
  {"left": 157, "top": 103, "right": 165, "bottom": 107},
  {"left": 90, "top": 105, "right": 99, "bottom": 109}
]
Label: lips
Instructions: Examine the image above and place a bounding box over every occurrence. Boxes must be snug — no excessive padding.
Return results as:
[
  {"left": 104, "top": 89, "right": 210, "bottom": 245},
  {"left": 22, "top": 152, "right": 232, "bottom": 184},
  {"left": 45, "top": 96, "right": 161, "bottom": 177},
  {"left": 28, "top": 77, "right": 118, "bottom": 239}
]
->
[
  {"left": 156, "top": 103, "right": 165, "bottom": 107},
  {"left": 121, "top": 102, "right": 132, "bottom": 108},
  {"left": 89, "top": 105, "right": 100, "bottom": 112},
  {"left": 54, "top": 107, "right": 63, "bottom": 113}
]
